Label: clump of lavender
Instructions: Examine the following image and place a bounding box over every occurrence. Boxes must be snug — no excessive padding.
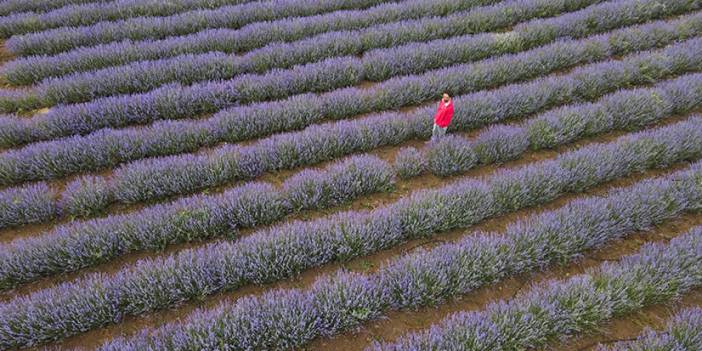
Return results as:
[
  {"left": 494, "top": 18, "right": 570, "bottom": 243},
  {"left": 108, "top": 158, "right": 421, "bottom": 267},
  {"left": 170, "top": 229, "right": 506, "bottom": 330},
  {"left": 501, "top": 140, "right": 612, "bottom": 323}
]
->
[
  {"left": 393, "top": 147, "right": 426, "bottom": 179},
  {"left": 283, "top": 155, "right": 395, "bottom": 211},
  {"left": 0, "top": 182, "right": 58, "bottom": 229},
  {"left": 473, "top": 124, "right": 529, "bottom": 164},
  {"left": 59, "top": 175, "right": 113, "bottom": 218},
  {"left": 425, "top": 135, "right": 477, "bottom": 177}
]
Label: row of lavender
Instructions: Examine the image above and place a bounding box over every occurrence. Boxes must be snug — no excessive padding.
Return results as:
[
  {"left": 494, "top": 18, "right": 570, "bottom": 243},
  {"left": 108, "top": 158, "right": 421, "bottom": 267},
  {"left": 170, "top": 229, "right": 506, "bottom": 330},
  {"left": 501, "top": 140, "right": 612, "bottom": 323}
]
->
[
  {"left": 5, "top": 0, "right": 497, "bottom": 56},
  {"left": 0, "top": 0, "right": 374, "bottom": 38},
  {"left": 2, "top": 65, "right": 700, "bottom": 230},
  {"left": 5, "top": 123, "right": 700, "bottom": 350},
  {"left": 601, "top": 307, "right": 702, "bottom": 350},
  {"left": 32, "top": 0, "right": 620, "bottom": 106},
  {"left": 1, "top": 118, "right": 701, "bottom": 350},
  {"left": 1, "top": 14, "right": 697, "bottom": 187},
  {"left": 370, "top": 225, "right": 702, "bottom": 351}
]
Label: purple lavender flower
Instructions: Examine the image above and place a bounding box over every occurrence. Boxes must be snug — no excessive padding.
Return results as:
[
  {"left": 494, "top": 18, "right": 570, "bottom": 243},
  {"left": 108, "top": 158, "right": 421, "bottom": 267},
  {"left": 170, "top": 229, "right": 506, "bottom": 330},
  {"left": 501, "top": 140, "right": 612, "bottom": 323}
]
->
[
  {"left": 283, "top": 155, "right": 395, "bottom": 211},
  {"left": 0, "top": 182, "right": 58, "bottom": 229},
  {"left": 59, "top": 175, "right": 113, "bottom": 218},
  {"left": 425, "top": 135, "right": 478, "bottom": 177},
  {"left": 393, "top": 147, "right": 427, "bottom": 179}
]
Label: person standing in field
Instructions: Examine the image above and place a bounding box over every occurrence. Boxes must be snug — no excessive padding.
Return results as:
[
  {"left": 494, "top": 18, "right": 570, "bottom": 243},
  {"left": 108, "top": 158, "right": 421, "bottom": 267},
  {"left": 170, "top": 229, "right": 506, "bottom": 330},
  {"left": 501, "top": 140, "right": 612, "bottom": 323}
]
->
[{"left": 432, "top": 92, "right": 454, "bottom": 141}]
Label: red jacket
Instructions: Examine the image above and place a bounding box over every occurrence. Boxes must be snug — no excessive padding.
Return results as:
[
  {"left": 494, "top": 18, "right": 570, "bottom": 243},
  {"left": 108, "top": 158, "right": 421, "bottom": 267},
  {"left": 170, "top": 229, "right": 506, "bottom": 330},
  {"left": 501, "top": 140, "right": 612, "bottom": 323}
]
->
[{"left": 434, "top": 100, "right": 454, "bottom": 128}]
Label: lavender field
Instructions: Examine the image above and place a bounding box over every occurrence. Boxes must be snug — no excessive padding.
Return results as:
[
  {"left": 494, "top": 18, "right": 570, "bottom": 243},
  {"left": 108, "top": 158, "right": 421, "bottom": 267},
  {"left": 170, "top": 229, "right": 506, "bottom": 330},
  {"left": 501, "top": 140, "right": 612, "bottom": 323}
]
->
[{"left": 1, "top": 0, "right": 702, "bottom": 350}]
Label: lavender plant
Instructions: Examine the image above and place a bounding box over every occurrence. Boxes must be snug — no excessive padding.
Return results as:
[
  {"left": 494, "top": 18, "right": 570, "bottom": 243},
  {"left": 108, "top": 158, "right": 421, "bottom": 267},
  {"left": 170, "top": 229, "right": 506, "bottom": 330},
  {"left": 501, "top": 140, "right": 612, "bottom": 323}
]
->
[
  {"left": 0, "top": 0, "right": 381, "bottom": 38},
  {"left": 371, "top": 226, "right": 702, "bottom": 350},
  {"left": 92, "top": 165, "right": 702, "bottom": 351},
  {"left": 3, "top": 28, "right": 700, "bottom": 189},
  {"left": 58, "top": 175, "right": 113, "bottom": 218},
  {"left": 600, "top": 307, "right": 702, "bottom": 350},
  {"left": 393, "top": 147, "right": 426, "bottom": 179},
  {"left": 0, "top": 89, "right": 40, "bottom": 114},
  {"left": 282, "top": 155, "right": 395, "bottom": 211},
  {"left": 473, "top": 125, "right": 529, "bottom": 164},
  {"left": 0, "top": 182, "right": 57, "bottom": 229},
  {"left": 5, "top": 0, "right": 499, "bottom": 56},
  {"left": 425, "top": 136, "right": 478, "bottom": 177}
]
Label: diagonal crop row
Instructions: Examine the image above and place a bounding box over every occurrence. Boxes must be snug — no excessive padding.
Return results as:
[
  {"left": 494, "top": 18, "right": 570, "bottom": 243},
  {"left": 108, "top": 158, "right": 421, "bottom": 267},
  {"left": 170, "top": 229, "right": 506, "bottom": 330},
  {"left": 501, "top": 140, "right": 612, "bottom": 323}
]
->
[
  {"left": 1, "top": 113, "right": 700, "bottom": 323},
  {"left": 0, "top": 0, "right": 372, "bottom": 38},
  {"left": 2, "top": 67, "right": 700, "bottom": 230},
  {"left": 0, "top": 0, "right": 106, "bottom": 17},
  {"left": 5, "top": 0, "right": 500, "bottom": 57},
  {"left": 2, "top": 32, "right": 697, "bottom": 213},
  {"left": 31, "top": 0, "right": 622, "bottom": 105},
  {"left": 4, "top": 130, "right": 702, "bottom": 350},
  {"left": 0, "top": 12, "right": 695, "bottom": 164},
  {"left": 600, "top": 307, "right": 702, "bottom": 350},
  {"left": 369, "top": 225, "right": 702, "bottom": 351},
  {"left": 1, "top": 0, "right": 605, "bottom": 86}
]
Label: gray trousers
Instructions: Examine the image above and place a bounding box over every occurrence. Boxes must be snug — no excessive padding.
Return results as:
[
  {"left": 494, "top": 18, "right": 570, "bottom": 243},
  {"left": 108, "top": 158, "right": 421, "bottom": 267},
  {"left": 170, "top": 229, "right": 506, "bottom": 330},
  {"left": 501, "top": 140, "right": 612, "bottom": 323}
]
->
[{"left": 431, "top": 123, "right": 447, "bottom": 141}]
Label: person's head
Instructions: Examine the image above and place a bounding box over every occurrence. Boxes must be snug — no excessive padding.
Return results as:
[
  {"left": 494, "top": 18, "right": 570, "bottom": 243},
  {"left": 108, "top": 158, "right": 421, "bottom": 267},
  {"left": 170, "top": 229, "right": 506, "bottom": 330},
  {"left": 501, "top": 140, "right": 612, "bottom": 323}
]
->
[{"left": 442, "top": 93, "right": 451, "bottom": 103}]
